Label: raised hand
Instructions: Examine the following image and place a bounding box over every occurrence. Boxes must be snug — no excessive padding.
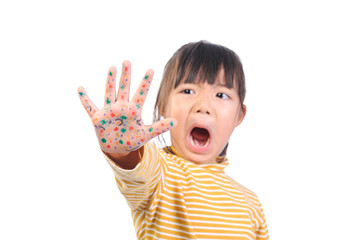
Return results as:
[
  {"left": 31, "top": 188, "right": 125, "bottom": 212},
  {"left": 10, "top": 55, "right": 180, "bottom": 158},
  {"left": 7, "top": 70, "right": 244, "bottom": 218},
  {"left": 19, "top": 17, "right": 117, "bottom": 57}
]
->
[{"left": 78, "top": 61, "right": 176, "bottom": 154}]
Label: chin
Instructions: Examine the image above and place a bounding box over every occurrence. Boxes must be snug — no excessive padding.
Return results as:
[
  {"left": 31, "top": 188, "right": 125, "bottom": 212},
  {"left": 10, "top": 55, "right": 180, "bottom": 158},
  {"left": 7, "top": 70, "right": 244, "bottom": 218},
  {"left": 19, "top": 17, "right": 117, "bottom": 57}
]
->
[{"left": 186, "top": 152, "right": 217, "bottom": 165}]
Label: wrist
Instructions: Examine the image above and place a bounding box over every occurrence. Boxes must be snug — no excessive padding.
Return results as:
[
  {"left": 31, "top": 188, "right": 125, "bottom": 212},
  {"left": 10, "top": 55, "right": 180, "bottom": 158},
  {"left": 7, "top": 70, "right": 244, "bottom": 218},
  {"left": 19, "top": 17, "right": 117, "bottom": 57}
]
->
[
  {"left": 103, "top": 147, "right": 144, "bottom": 170},
  {"left": 105, "top": 151, "right": 129, "bottom": 160},
  {"left": 103, "top": 151, "right": 130, "bottom": 164}
]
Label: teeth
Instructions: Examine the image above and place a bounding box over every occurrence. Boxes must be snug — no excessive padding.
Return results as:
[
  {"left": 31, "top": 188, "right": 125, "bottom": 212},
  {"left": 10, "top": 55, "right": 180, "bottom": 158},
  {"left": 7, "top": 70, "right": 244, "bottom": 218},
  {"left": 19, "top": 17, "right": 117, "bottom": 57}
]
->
[
  {"left": 203, "top": 137, "right": 209, "bottom": 147},
  {"left": 191, "top": 136, "right": 210, "bottom": 147}
]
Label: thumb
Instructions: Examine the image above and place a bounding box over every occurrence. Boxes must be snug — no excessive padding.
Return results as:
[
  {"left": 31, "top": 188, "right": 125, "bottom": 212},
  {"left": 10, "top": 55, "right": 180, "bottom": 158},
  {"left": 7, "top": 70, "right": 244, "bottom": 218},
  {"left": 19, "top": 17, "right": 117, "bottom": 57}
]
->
[{"left": 146, "top": 118, "right": 177, "bottom": 140}]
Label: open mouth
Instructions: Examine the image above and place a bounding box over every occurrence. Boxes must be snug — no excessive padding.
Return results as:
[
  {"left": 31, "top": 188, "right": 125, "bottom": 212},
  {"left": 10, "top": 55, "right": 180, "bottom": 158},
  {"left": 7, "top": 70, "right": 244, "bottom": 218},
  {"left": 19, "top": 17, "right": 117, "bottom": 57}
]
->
[{"left": 190, "top": 127, "right": 210, "bottom": 148}]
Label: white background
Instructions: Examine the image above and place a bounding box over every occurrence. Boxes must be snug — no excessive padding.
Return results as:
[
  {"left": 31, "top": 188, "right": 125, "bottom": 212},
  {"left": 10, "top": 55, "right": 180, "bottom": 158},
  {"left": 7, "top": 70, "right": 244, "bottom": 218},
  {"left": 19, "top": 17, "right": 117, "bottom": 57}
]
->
[{"left": 1, "top": 0, "right": 360, "bottom": 239}]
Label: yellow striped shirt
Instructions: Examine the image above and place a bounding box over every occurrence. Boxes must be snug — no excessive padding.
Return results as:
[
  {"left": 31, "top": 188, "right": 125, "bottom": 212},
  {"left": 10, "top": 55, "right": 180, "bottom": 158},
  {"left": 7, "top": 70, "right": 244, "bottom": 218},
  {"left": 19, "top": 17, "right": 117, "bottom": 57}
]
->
[{"left": 106, "top": 143, "right": 269, "bottom": 240}]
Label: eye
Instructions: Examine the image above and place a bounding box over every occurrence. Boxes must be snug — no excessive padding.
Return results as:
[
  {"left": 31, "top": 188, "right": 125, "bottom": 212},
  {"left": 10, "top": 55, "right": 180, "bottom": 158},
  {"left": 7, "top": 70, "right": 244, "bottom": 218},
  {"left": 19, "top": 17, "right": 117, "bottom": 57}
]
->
[
  {"left": 216, "top": 93, "right": 230, "bottom": 99},
  {"left": 182, "top": 89, "right": 194, "bottom": 94}
]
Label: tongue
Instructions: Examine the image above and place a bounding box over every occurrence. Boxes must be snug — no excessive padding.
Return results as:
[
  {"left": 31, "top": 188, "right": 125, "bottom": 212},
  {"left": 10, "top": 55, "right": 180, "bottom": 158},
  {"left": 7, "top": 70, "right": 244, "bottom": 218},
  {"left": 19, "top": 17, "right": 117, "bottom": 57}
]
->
[
  {"left": 192, "top": 128, "right": 209, "bottom": 140},
  {"left": 191, "top": 128, "right": 209, "bottom": 146}
]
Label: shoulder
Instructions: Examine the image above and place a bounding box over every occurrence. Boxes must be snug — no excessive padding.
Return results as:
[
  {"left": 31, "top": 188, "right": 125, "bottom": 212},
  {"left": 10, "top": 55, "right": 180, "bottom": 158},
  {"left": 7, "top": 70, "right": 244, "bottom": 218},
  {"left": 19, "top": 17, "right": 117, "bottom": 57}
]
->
[
  {"left": 227, "top": 175, "right": 268, "bottom": 227},
  {"left": 227, "top": 175, "right": 264, "bottom": 209}
]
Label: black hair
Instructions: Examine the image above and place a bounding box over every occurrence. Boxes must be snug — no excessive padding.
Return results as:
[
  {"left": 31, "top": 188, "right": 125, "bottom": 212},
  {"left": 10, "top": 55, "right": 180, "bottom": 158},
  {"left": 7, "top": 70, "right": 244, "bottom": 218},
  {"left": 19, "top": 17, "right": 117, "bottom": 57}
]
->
[{"left": 174, "top": 41, "right": 246, "bottom": 110}]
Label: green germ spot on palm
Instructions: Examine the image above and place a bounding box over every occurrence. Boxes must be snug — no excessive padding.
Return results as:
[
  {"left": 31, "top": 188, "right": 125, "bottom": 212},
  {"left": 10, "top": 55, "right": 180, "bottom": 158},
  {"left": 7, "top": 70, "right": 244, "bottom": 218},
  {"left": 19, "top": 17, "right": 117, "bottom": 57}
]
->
[
  {"left": 109, "top": 72, "right": 112, "bottom": 76},
  {"left": 106, "top": 97, "right": 111, "bottom": 105},
  {"left": 100, "top": 120, "right": 107, "bottom": 125},
  {"left": 101, "top": 138, "right": 107, "bottom": 143},
  {"left": 121, "top": 116, "right": 127, "bottom": 120},
  {"left": 149, "top": 127, "right": 153, "bottom": 132},
  {"left": 119, "top": 140, "right": 123, "bottom": 144},
  {"left": 136, "top": 104, "right": 140, "bottom": 109},
  {"left": 121, "top": 128, "right": 126, "bottom": 133},
  {"left": 79, "top": 92, "right": 85, "bottom": 97},
  {"left": 170, "top": 121, "right": 173, "bottom": 127}
]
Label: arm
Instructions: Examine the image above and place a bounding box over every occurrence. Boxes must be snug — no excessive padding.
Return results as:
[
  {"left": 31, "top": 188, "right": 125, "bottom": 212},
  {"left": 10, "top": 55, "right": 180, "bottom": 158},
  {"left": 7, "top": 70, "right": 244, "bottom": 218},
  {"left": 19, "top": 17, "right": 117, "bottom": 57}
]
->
[
  {"left": 78, "top": 60, "right": 176, "bottom": 169},
  {"left": 105, "top": 149, "right": 142, "bottom": 170}
]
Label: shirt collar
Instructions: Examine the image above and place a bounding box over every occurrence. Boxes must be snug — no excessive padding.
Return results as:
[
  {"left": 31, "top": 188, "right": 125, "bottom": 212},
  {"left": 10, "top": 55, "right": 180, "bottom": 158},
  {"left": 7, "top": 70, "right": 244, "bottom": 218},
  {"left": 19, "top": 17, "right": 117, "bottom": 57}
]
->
[{"left": 163, "top": 146, "right": 229, "bottom": 172}]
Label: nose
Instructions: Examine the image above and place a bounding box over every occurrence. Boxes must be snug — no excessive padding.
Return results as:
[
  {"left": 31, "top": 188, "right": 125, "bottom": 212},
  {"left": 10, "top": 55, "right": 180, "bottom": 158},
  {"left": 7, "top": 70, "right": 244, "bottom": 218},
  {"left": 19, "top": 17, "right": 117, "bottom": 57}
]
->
[
  {"left": 193, "top": 94, "right": 212, "bottom": 115},
  {"left": 196, "top": 106, "right": 211, "bottom": 115}
]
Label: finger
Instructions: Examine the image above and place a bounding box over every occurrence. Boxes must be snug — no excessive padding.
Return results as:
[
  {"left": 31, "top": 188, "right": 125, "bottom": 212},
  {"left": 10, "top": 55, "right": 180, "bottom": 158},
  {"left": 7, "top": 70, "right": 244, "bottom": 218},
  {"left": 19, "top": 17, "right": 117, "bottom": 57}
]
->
[
  {"left": 78, "top": 86, "right": 99, "bottom": 118},
  {"left": 117, "top": 60, "right": 131, "bottom": 102},
  {"left": 104, "top": 66, "right": 117, "bottom": 106},
  {"left": 145, "top": 118, "right": 177, "bottom": 140},
  {"left": 131, "top": 69, "right": 154, "bottom": 111}
]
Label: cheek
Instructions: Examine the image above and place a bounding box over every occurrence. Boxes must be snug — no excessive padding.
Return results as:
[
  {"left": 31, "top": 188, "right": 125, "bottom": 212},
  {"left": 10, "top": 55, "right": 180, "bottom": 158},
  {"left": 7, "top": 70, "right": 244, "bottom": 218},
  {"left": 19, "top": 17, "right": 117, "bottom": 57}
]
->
[
  {"left": 220, "top": 121, "right": 236, "bottom": 137},
  {"left": 163, "top": 94, "right": 176, "bottom": 118},
  {"left": 165, "top": 97, "right": 185, "bottom": 119},
  {"left": 218, "top": 109, "right": 240, "bottom": 133}
]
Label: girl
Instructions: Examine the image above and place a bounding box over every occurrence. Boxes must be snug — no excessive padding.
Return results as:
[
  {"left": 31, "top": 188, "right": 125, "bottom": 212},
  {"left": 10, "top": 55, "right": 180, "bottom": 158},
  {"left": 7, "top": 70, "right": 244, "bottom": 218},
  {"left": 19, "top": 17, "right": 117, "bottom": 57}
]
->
[{"left": 78, "top": 41, "right": 269, "bottom": 239}]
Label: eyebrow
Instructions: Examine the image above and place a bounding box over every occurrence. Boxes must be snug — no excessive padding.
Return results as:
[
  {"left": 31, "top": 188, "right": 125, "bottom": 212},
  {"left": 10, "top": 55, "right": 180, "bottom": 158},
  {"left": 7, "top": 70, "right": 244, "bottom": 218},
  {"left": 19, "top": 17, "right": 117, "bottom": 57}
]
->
[
  {"left": 216, "top": 83, "right": 228, "bottom": 87},
  {"left": 180, "top": 82, "right": 232, "bottom": 89}
]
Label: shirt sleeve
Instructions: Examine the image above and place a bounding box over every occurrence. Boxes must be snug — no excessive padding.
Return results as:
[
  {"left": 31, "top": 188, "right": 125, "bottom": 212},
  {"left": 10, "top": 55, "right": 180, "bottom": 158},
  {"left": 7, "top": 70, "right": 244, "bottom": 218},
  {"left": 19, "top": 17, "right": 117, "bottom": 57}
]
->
[
  {"left": 252, "top": 196, "right": 269, "bottom": 240},
  {"left": 104, "top": 143, "right": 164, "bottom": 211},
  {"left": 237, "top": 183, "right": 270, "bottom": 239},
  {"left": 255, "top": 204, "right": 269, "bottom": 239}
]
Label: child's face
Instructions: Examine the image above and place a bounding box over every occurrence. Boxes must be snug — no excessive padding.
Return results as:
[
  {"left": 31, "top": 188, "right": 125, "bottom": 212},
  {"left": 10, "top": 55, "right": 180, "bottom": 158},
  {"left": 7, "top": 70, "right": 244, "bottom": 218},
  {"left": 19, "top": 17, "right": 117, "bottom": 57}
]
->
[{"left": 164, "top": 72, "right": 246, "bottom": 164}]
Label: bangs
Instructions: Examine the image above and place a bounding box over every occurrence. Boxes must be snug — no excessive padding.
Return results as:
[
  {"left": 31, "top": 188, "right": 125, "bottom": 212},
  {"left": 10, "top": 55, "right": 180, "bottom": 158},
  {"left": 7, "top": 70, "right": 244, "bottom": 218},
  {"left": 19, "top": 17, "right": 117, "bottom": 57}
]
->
[{"left": 174, "top": 41, "right": 245, "bottom": 94}]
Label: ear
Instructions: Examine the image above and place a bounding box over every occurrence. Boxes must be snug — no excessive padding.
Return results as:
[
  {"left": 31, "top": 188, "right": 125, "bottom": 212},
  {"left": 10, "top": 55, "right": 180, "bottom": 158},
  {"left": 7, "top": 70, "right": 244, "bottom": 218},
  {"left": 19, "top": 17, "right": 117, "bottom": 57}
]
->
[
  {"left": 235, "top": 104, "right": 247, "bottom": 127},
  {"left": 159, "top": 105, "right": 166, "bottom": 118}
]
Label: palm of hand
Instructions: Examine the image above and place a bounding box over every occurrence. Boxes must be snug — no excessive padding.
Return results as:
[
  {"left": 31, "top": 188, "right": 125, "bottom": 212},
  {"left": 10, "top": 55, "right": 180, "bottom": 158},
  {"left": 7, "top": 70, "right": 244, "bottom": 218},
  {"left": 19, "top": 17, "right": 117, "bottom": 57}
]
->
[{"left": 78, "top": 61, "right": 175, "bottom": 154}]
